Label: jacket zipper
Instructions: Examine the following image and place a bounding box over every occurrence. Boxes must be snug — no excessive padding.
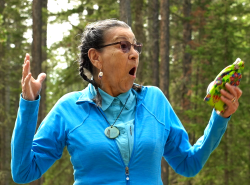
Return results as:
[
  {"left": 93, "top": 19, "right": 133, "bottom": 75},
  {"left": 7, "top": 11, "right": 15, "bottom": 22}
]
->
[
  {"left": 125, "top": 166, "right": 130, "bottom": 184},
  {"left": 97, "top": 102, "right": 140, "bottom": 184},
  {"left": 126, "top": 104, "right": 139, "bottom": 184},
  {"left": 125, "top": 103, "right": 139, "bottom": 184},
  {"left": 97, "top": 108, "right": 131, "bottom": 183}
]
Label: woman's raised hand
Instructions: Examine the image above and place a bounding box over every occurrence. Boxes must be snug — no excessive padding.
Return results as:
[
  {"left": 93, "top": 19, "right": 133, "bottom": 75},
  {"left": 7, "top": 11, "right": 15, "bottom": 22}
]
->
[{"left": 21, "top": 53, "right": 46, "bottom": 101}]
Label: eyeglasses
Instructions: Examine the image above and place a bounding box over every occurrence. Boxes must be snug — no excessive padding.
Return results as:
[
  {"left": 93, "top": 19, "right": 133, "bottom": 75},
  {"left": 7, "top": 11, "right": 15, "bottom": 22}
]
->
[{"left": 98, "top": 41, "right": 142, "bottom": 54}]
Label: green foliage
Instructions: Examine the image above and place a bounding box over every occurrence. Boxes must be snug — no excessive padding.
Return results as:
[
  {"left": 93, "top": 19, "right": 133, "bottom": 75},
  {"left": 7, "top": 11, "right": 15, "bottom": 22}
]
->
[{"left": 0, "top": 14, "right": 7, "bottom": 43}]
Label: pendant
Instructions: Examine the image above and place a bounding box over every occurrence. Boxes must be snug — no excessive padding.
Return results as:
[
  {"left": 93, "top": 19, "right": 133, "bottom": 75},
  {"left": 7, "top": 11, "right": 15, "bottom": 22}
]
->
[{"left": 104, "top": 126, "right": 120, "bottom": 139}]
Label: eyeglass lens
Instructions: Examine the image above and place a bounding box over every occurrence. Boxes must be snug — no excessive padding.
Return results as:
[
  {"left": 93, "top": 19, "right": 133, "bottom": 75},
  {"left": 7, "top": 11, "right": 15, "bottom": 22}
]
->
[{"left": 120, "top": 41, "right": 142, "bottom": 54}]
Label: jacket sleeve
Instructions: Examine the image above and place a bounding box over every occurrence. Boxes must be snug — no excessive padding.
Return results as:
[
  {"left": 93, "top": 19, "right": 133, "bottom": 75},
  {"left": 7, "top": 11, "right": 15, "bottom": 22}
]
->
[
  {"left": 11, "top": 95, "right": 66, "bottom": 183},
  {"left": 163, "top": 106, "right": 230, "bottom": 177}
]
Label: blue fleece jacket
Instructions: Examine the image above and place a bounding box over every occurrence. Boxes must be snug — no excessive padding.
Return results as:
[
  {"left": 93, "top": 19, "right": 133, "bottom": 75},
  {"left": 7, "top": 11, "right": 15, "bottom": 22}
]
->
[{"left": 11, "top": 85, "right": 230, "bottom": 185}]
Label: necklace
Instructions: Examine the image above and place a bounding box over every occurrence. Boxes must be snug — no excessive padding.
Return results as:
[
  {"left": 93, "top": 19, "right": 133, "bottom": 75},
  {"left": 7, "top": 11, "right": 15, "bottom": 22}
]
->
[{"left": 98, "top": 96, "right": 129, "bottom": 139}]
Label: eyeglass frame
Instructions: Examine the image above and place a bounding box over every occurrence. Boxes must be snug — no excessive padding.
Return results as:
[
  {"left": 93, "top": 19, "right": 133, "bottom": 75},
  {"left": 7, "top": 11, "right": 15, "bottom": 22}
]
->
[{"left": 96, "top": 41, "right": 143, "bottom": 54}]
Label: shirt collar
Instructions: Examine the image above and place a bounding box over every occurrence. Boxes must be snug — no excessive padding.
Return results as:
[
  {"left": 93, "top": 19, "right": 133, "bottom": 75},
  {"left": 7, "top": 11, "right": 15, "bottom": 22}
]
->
[
  {"left": 89, "top": 83, "right": 134, "bottom": 111},
  {"left": 98, "top": 88, "right": 114, "bottom": 111},
  {"left": 116, "top": 89, "right": 133, "bottom": 110}
]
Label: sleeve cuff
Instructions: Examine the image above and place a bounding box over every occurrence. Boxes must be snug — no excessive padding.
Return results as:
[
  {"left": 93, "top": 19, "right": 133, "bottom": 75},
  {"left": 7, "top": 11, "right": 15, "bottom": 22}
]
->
[
  {"left": 213, "top": 108, "right": 231, "bottom": 119},
  {"left": 19, "top": 94, "right": 41, "bottom": 113},
  {"left": 211, "top": 108, "right": 230, "bottom": 129}
]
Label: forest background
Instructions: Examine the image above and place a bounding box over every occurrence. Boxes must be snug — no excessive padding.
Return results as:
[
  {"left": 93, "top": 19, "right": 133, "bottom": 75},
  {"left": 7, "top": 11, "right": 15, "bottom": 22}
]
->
[{"left": 0, "top": 0, "right": 250, "bottom": 185}]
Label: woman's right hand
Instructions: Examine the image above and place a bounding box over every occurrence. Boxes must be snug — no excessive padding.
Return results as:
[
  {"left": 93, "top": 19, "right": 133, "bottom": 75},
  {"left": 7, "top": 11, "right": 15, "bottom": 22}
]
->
[{"left": 21, "top": 53, "right": 46, "bottom": 101}]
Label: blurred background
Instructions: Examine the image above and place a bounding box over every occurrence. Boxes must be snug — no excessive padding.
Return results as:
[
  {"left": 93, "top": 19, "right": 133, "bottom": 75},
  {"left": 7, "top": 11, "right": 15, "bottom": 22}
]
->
[{"left": 0, "top": 0, "right": 250, "bottom": 184}]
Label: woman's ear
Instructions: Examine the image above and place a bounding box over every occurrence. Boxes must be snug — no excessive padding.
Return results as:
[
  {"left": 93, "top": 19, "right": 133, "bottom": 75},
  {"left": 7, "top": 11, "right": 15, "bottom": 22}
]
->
[{"left": 88, "top": 48, "right": 102, "bottom": 69}]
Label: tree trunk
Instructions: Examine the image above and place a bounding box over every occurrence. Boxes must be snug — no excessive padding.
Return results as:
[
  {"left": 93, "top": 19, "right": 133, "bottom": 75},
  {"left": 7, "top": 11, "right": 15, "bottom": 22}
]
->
[
  {"left": 223, "top": 1, "right": 229, "bottom": 184},
  {"left": 31, "top": 0, "right": 42, "bottom": 82},
  {"left": 224, "top": 130, "right": 229, "bottom": 185},
  {"left": 148, "top": 0, "right": 160, "bottom": 87},
  {"left": 182, "top": 1, "right": 192, "bottom": 184},
  {"left": 160, "top": 0, "right": 170, "bottom": 183},
  {"left": 119, "top": 0, "right": 131, "bottom": 26},
  {"left": 40, "top": 0, "right": 47, "bottom": 129},
  {"left": 160, "top": 0, "right": 170, "bottom": 99},
  {"left": 40, "top": 1, "right": 48, "bottom": 184},
  {"left": 0, "top": 29, "right": 5, "bottom": 185},
  {"left": 0, "top": 1, "right": 10, "bottom": 184},
  {"left": 249, "top": 141, "right": 250, "bottom": 183},
  {"left": 30, "top": 0, "right": 47, "bottom": 184},
  {"left": 132, "top": 0, "right": 145, "bottom": 83},
  {"left": 182, "top": 0, "right": 192, "bottom": 110}
]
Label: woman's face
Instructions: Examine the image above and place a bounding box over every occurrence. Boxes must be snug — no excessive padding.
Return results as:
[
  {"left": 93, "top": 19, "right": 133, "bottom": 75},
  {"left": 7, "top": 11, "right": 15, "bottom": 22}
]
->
[{"left": 95, "top": 27, "right": 139, "bottom": 97}]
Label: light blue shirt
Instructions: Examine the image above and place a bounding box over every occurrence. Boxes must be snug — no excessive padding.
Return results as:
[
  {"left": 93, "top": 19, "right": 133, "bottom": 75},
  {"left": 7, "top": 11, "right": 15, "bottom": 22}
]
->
[{"left": 89, "top": 84, "right": 136, "bottom": 166}]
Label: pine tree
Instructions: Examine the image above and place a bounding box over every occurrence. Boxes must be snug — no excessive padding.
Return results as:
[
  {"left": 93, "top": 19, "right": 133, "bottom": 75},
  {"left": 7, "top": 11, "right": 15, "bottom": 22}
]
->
[
  {"left": 159, "top": 0, "right": 170, "bottom": 184},
  {"left": 148, "top": 0, "right": 160, "bottom": 86}
]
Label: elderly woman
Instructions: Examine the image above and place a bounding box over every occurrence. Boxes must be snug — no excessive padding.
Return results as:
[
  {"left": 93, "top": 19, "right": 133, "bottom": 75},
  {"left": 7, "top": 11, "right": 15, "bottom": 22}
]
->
[{"left": 11, "top": 19, "right": 242, "bottom": 185}]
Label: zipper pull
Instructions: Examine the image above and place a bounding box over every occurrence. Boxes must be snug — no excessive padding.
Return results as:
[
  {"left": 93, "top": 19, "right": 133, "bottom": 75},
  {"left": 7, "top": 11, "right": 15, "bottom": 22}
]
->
[
  {"left": 130, "top": 126, "right": 132, "bottom": 136},
  {"left": 125, "top": 167, "right": 129, "bottom": 181}
]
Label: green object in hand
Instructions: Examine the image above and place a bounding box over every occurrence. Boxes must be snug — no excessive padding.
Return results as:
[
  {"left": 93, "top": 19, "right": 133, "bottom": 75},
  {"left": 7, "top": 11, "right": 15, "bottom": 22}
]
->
[{"left": 204, "top": 58, "right": 244, "bottom": 113}]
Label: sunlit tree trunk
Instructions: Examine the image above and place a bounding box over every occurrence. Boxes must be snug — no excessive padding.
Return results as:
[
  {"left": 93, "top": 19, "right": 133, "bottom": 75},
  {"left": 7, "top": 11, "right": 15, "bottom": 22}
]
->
[
  {"left": 119, "top": 0, "right": 131, "bottom": 26},
  {"left": 160, "top": 0, "right": 170, "bottom": 183},
  {"left": 148, "top": 0, "right": 159, "bottom": 87}
]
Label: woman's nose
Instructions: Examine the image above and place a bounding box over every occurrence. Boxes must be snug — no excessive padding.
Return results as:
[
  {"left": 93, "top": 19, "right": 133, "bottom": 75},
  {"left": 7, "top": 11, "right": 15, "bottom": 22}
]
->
[{"left": 128, "top": 46, "right": 139, "bottom": 60}]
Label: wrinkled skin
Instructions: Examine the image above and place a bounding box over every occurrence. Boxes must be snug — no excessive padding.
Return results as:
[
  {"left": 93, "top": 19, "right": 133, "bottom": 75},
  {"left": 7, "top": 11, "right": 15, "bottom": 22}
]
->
[{"left": 88, "top": 27, "right": 139, "bottom": 97}]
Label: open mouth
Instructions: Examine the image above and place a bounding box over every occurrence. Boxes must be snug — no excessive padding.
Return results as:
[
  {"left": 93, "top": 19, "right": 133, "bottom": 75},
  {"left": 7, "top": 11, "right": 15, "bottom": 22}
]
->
[{"left": 129, "top": 67, "right": 136, "bottom": 76}]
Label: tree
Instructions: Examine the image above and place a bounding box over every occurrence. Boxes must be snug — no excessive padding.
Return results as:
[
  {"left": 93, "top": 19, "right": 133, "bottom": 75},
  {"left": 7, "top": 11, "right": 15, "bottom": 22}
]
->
[
  {"left": 159, "top": 0, "right": 170, "bottom": 184},
  {"left": 31, "top": 0, "right": 42, "bottom": 82},
  {"left": 119, "top": 0, "right": 131, "bottom": 26},
  {"left": 160, "top": 0, "right": 170, "bottom": 98},
  {"left": 131, "top": 0, "right": 146, "bottom": 83},
  {"left": 148, "top": 0, "right": 160, "bottom": 87},
  {"left": 182, "top": 0, "right": 192, "bottom": 111},
  {"left": 30, "top": 0, "right": 48, "bottom": 184},
  {"left": 0, "top": 1, "right": 9, "bottom": 185},
  {"left": 40, "top": 0, "right": 47, "bottom": 135}
]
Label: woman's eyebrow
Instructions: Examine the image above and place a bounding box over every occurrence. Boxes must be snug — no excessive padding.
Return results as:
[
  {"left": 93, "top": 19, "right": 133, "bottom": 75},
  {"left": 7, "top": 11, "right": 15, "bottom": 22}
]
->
[
  {"left": 113, "top": 36, "right": 129, "bottom": 41},
  {"left": 113, "top": 36, "right": 136, "bottom": 43}
]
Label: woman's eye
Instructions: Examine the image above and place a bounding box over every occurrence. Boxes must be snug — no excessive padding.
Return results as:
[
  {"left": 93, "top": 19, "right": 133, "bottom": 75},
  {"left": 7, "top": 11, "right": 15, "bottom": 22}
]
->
[{"left": 121, "top": 44, "right": 127, "bottom": 49}]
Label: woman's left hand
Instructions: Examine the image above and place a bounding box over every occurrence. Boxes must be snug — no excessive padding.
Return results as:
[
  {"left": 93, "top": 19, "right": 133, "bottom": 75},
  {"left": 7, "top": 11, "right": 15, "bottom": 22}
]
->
[{"left": 219, "top": 83, "right": 242, "bottom": 118}]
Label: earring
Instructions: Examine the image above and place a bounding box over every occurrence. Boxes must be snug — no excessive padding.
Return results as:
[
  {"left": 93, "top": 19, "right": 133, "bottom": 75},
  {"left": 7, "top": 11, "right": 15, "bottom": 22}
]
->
[{"left": 98, "top": 69, "right": 103, "bottom": 80}]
